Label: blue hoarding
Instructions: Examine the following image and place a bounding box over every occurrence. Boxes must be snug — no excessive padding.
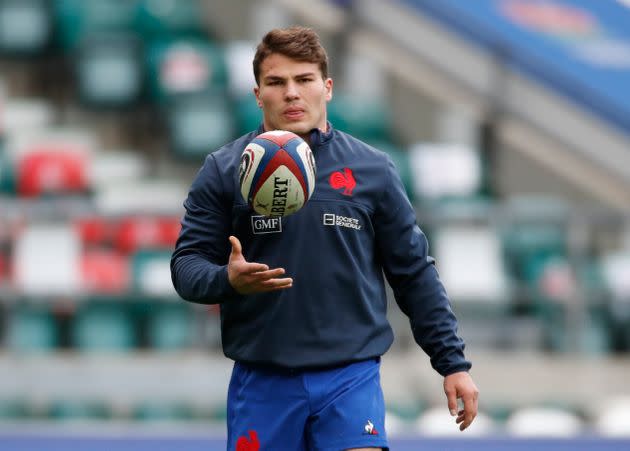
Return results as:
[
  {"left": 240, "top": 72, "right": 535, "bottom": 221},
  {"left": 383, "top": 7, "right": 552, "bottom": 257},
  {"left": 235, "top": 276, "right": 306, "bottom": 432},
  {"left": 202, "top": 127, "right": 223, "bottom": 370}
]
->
[{"left": 400, "top": 0, "right": 630, "bottom": 134}]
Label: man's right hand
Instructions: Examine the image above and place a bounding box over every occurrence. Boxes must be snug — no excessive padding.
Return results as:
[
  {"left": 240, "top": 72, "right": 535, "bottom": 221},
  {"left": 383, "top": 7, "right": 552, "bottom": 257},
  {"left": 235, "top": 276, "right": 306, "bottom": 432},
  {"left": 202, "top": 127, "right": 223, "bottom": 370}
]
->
[{"left": 227, "top": 235, "right": 293, "bottom": 294}]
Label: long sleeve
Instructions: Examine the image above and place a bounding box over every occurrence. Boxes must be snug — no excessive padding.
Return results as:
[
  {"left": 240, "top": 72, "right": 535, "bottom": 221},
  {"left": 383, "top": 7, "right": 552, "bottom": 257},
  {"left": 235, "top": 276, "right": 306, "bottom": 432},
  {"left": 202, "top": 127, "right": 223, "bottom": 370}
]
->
[
  {"left": 374, "top": 157, "right": 471, "bottom": 376},
  {"left": 171, "top": 153, "right": 240, "bottom": 304}
]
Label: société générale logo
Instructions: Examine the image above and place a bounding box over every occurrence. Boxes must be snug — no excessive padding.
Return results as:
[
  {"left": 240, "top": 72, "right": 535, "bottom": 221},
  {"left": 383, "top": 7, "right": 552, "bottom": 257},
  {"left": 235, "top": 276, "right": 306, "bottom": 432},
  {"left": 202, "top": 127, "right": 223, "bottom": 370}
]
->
[{"left": 323, "top": 213, "right": 362, "bottom": 230}]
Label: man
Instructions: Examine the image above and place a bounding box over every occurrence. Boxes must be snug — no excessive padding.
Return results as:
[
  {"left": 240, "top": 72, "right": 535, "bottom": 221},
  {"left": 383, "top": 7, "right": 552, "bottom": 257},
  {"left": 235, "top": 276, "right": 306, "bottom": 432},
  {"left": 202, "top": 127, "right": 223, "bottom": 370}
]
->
[{"left": 171, "top": 26, "right": 478, "bottom": 450}]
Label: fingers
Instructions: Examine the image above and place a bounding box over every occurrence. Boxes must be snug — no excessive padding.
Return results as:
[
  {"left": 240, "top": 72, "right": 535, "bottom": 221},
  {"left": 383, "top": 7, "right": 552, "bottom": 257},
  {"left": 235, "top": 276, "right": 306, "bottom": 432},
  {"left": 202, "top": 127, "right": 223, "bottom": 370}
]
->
[
  {"left": 227, "top": 235, "right": 293, "bottom": 294},
  {"left": 445, "top": 387, "right": 458, "bottom": 417},
  {"left": 457, "top": 392, "right": 478, "bottom": 431},
  {"left": 444, "top": 372, "right": 479, "bottom": 432},
  {"left": 229, "top": 235, "right": 242, "bottom": 257},
  {"left": 258, "top": 277, "right": 293, "bottom": 291}
]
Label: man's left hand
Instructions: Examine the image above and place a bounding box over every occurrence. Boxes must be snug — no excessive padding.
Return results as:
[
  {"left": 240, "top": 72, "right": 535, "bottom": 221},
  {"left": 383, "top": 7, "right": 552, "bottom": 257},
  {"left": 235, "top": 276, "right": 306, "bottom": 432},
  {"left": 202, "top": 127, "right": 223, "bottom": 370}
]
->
[{"left": 443, "top": 371, "right": 479, "bottom": 431}]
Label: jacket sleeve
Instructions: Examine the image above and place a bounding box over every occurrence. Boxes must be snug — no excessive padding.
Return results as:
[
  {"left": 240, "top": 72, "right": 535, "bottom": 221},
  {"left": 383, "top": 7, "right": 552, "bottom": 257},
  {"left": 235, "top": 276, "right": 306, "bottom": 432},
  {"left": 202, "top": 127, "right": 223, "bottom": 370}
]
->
[
  {"left": 170, "top": 153, "right": 240, "bottom": 304},
  {"left": 374, "top": 156, "right": 471, "bottom": 376}
]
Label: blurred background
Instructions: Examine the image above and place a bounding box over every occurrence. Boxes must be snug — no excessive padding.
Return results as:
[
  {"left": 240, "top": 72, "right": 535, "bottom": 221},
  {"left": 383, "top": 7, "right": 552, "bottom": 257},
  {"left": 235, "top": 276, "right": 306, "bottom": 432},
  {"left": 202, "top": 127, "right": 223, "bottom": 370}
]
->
[{"left": 1, "top": 0, "right": 630, "bottom": 446}]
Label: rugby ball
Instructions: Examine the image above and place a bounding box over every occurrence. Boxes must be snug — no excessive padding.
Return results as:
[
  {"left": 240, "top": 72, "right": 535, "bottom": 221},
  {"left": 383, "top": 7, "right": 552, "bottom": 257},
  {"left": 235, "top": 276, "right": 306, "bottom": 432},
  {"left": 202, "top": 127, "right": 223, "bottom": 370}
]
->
[{"left": 239, "top": 130, "right": 316, "bottom": 217}]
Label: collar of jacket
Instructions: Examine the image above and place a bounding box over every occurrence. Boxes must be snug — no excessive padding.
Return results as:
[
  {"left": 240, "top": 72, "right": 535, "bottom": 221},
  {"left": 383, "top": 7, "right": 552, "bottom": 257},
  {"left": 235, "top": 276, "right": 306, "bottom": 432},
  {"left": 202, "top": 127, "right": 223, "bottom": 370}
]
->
[{"left": 255, "top": 121, "right": 334, "bottom": 148}]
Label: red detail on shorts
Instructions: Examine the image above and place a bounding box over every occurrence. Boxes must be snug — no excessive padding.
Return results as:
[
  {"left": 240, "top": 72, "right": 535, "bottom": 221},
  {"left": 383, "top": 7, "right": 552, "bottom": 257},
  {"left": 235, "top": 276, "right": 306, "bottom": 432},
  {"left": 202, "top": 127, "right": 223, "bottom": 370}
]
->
[
  {"left": 329, "top": 168, "right": 356, "bottom": 196},
  {"left": 236, "top": 430, "right": 260, "bottom": 451}
]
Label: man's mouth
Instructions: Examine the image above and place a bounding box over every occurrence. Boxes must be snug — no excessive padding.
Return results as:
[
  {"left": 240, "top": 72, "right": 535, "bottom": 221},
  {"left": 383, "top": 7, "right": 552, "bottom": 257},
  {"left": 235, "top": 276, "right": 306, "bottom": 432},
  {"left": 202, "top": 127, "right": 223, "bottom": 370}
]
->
[{"left": 283, "top": 108, "right": 305, "bottom": 120}]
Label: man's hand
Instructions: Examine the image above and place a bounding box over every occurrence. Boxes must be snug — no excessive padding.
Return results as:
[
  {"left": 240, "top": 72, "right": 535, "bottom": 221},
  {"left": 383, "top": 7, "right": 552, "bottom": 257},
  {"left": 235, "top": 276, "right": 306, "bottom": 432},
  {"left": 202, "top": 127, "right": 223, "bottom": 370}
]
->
[
  {"left": 227, "top": 235, "right": 293, "bottom": 294},
  {"left": 444, "top": 371, "right": 479, "bottom": 431}
]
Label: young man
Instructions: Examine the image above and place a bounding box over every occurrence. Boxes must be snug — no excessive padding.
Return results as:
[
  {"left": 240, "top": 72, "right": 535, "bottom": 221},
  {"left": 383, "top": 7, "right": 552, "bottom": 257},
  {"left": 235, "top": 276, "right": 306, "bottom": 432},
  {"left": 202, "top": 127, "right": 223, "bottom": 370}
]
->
[{"left": 171, "top": 26, "right": 478, "bottom": 450}]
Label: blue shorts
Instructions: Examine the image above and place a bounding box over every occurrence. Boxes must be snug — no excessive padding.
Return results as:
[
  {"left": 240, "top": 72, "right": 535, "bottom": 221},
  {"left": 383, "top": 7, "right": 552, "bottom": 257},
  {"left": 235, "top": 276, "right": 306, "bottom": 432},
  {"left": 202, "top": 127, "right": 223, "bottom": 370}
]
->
[{"left": 226, "top": 358, "right": 388, "bottom": 451}]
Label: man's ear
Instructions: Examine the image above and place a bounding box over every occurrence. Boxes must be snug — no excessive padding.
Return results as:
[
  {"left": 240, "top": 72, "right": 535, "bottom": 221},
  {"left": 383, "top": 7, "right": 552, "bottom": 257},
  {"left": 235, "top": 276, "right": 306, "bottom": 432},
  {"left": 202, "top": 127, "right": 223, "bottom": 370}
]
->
[
  {"left": 325, "top": 78, "right": 333, "bottom": 102},
  {"left": 254, "top": 86, "right": 262, "bottom": 108}
]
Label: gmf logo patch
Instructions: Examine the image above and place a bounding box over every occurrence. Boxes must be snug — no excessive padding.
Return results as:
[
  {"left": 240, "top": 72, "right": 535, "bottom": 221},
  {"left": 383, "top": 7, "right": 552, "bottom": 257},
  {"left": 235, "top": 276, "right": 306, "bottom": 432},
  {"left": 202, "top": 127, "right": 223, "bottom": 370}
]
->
[{"left": 251, "top": 215, "right": 282, "bottom": 234}]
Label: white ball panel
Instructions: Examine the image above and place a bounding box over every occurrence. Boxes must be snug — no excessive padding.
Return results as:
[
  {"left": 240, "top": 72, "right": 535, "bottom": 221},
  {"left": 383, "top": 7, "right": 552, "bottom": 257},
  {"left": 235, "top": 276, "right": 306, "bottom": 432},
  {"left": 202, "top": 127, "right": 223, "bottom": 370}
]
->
[
  {"left": 239, "top": 142, "right": 266, "bottom": 202},
  {"left": 251, "top": 166, "right": 305, "bottom": 217},
  {"left": 296, "top": 141, "right": 316, "bottom": 197}
]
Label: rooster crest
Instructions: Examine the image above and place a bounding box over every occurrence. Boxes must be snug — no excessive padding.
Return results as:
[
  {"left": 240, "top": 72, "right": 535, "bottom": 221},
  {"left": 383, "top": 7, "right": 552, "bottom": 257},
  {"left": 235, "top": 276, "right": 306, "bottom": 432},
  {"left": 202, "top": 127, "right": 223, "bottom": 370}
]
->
[{"left": 329, "top": 167, "right": 356, "bottom": 196}]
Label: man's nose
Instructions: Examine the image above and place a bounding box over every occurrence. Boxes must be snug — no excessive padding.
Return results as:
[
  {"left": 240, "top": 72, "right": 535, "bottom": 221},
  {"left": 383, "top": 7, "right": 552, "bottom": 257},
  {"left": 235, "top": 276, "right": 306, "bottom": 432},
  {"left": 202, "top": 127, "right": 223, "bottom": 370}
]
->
[{"left": 284, "top": 81, "right": 300, "bottom": 100}]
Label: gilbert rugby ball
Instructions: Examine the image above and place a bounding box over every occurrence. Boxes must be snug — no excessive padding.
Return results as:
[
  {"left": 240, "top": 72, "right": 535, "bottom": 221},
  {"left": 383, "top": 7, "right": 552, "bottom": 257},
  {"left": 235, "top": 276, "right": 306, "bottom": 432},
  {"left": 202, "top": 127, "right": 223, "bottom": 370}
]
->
[{"left": 239, "top": 130, "right": 316, "bottom": 217}]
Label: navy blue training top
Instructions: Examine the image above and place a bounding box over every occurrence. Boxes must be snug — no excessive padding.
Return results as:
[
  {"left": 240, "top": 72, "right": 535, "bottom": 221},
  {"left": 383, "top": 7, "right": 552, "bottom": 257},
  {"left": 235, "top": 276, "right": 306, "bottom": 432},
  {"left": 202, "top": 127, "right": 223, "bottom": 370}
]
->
[{"left": 170, "top": 124, "right": 471, "bottom": 376}]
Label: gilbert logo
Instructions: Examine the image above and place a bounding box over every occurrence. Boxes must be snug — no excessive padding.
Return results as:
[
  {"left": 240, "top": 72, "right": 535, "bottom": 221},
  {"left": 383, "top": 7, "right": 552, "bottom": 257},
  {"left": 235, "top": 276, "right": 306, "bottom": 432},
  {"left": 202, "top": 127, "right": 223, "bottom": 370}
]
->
[
  {"left": 251, "top": 215, "right": 282, "bottom": 234},
  {"left": 329, "top": 167, "right": 356, "bottom": 196}
]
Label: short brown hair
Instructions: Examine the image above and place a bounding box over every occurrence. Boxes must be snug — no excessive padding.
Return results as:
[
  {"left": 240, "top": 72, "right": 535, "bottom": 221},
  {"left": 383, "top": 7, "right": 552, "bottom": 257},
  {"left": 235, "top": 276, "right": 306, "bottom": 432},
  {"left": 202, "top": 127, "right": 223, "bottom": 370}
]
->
[{"left": 253, "top": 26, "right": 329, "bottom": 84}]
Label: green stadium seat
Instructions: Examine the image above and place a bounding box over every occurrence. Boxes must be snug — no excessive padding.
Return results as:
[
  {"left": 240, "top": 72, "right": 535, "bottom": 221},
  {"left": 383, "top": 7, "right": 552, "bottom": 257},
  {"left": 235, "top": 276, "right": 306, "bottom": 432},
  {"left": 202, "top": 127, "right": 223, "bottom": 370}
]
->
[
  {"left": 327, "top": 94, "right": 392, "bottom": 142},
  {"left": 366, "top": 140, "right": 414, "bottom": 203},
  {"left": 166, "top": 92, "right": 236, "bottom": 159},
  {"left": 54, "top": 0, "right": 138, "bottom": 51},
  {"left": 0, "top": 0, "right": 53, "bottom": 57},
  {"left": 0, "top": 399, "right": 29, "bottom": 420},
  {"left": 75, "top": 33, "right": 143, "bottom": 109},
  {"left": 133, "top": 400, "right": 194, "bottom": 421},
  {"left": 145, "top": 37, "right": 228, "bottom": 104},
  {"left": 72, "top": 301, "right": 135, "bottom": 352},
  {"left": 234, "top": 93, "right": 262, "bottom": 136},
  {"left": 131, "top": 250, "right": 178, "bottom": 297},
  {"left": 0, "top": 141, "right": 17, "bottom": 194},
  {"left": 147, "top": 302, "right": 194, "bottom": 350},
  {"left": 48, "top": 400, "right": 110, "bottom": 421},
  {"left": 7, "top": 304, "right": 57, "bottom": 353},
  {"left": 598, "top": 251, "right": 630, "bottom": 351},
  {"left": 134, "top": 0, "right": 205, "bottom": 40}
]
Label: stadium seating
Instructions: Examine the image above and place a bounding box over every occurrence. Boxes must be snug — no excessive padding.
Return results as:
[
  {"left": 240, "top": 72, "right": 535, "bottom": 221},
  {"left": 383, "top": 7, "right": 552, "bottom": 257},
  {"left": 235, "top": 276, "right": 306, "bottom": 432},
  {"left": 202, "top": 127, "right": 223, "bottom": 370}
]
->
[
  {"left": 80, "top": 249, "right": 130, "bottom": 295},
  {"left": 0, "top": 398, "right": 28, "bottom": 420},
  {"left": 7, "top": 304, "right": 58, "bottom": 352},
  {"left": 13, "top": 223, "right": 82, "bottom": 296},
  {"left": 93, "top": 179, "right": 189, "bottom": 216},
  {"left": 134, "top": 0, "right": 205, "bottom": 41},
  {"left": 2, "top": 0, "right": 630, "bottom": 438},
  {"left": 224, "top": 41, "right": 257, "bottom": 97},
  {"left": 48, "top": 399, "right": 110, "bottom": 421},
  {"left": 414, "top": 406, "right": 496, "bottom": 436},
  {"left": 131, "top": 250, "right": 177, "bottom": 297},
  {"left": 0, "top": 0, "right": 53, "bottom": 57},
  {"left": 146, "top": 302, "right": 194, "bottom": 351},
  {"left": 54, "top": 0, "right": 138, "bottom": 51},
  {"left": 75, "top": 32, "right": 143, "bottom": 108},
  {"left": 367, "top": 140, "right": 414, "bottom": 203},
  {"left": 408, "top": 142, "right": 484, "bottom": 204},
  {"left": 599, "top": 251, "right": 630, "bottom": 350},
  {"left": 72, "top": 301, "right": 135, "bottom": 351},
  {"left": 233, "top": 92, "right": 262, "bottom": 137},
  {"left": 505, "top": 407, "right": 583, "bottom": 437},
  {"left": 594, "top": 396, "right": 630, "bottom": 437},
  {"left": 132, "top": 400, "right": 195, "bottom": 421},
  {"left": 432, "top": 219, "right": 513, "bottom": 348},
  {"left": 165, "top": 91, "right": 235, "bottom": 158},
  {"left": 145, "top": 37, "right": 228, "bottom": 104},
  {"left": 327, "top": 93, "right": 392, "bottom": 142}
]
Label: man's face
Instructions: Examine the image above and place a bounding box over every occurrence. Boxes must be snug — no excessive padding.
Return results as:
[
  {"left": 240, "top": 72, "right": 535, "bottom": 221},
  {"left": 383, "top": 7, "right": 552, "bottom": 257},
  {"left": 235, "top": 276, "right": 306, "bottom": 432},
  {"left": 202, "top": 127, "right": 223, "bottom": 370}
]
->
[{"left": 254, "top": 53, "right": 333, "bottom": 139}]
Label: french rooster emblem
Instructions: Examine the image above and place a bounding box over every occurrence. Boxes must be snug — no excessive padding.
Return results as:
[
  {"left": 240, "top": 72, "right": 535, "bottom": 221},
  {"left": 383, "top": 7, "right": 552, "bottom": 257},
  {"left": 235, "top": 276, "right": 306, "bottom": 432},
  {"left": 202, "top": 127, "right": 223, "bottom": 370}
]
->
[
  {"left": 329, "top": 167, "right": 356, "bottom": 196},
  {"left": 236, "top": 430, "right": 259, "bottom": 451}
]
